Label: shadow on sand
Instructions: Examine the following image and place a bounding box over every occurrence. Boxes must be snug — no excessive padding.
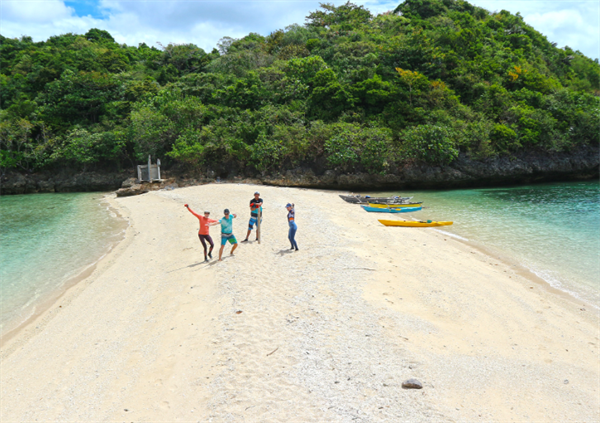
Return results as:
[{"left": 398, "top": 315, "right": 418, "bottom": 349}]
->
[{"left": 167, "top": 259, "right": 214, "bottom": 273}]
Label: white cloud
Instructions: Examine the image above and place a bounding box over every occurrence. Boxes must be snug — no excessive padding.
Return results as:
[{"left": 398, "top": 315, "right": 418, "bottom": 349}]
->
[
  {"left": 358, "top": 0, "right": 399, "bottom": 15},
  {"left": 525, "top": 9, "right": 599, "bottom": 56},
  {"left": 470, "top": 0, "right": 599, "bottom": 59},
  {"left": 0, "top": 0, "right": 597, "bottom": 59},
  {"left": 94, "top": 0, "right": 324, "bottom": 44},
  {"left": 1, "top": 0, "right": 75, "bottom": 23},
  {"left": 0, "top": 0, "right": 326, "bottom": 50}
]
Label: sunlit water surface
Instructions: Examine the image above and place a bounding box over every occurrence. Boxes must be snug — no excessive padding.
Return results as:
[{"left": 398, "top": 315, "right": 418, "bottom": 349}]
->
[
  {"left": 375, "top": 181, "right": 599, "bottom": 306},
  {"left": 0, "top": 193, "right": 126, "bottom": 333}
]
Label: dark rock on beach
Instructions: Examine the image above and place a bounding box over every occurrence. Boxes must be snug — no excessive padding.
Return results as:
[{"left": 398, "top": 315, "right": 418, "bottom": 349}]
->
[
  {"left": 115, "top": 178, "right": 179, "bottom": 197},
  {"left": 402, "top": 378, "right": 423, "bottom": 389}
]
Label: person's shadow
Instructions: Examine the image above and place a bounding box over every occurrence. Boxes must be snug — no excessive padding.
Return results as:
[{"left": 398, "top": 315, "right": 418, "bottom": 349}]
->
[
  {"left": 167, "top": 261, "right": 208, "bottom": 273},
  {"left": 208, "top": 254, "right": 236, "bottom": 265},
  {"left": 277, "top": 249, "right": 295, "bottom": 256}
]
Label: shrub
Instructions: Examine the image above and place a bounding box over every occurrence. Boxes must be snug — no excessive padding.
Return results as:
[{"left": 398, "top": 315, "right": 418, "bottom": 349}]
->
[
  {"left": 324, "top": 123, "right": 394, "bottom": 173},
  {"left": 249, "top": 122, "right": 309, "bottom": 171},
  {"left": 490, "top": 123, "right": 519, "bottom": 153},
  {"left": 401, "top": 124, "right": 459, "bottom": 164},
  {"left": 57, "top": 127, "right": 127, "bottom": 165}
]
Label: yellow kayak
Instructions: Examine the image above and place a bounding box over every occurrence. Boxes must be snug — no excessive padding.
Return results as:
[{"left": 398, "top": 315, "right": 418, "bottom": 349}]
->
[
  {"left": 368, "top": 202, "right": 423, "bottom": 208},
  {"left": 378, "top": 219, "right": 453, "bottom": 227}
]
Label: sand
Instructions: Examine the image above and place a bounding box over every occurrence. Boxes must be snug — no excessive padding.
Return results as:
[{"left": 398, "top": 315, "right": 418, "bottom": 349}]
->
[{"left": 1, "top": 183, "right": 598, "bottom": 422}]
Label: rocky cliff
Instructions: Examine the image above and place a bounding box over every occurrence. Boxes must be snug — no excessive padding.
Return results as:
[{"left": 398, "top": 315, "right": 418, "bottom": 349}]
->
[
  {"left": 259, "top": 144, "right": 599, "bottom": 189},
  {"left": 1, "top": 145, "right": 597, "bottom": 195},
  {"left": 0, "top": 170, "right": 132, "bottom": 195}
]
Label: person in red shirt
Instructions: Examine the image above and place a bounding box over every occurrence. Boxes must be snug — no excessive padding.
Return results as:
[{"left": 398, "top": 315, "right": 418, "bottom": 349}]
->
[{"left": 185, "top": 204, "right": 219, "bottom": 262}]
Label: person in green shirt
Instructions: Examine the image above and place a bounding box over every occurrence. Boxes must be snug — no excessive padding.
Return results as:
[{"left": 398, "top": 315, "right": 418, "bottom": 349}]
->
[{"left": 218, "top": 209, "right": 238, "bottom": 261}]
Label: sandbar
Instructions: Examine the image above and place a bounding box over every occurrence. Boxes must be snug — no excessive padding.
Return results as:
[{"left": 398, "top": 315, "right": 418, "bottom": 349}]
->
[{"left": 1, "top": 183, "right": 598, "bottom": 422}]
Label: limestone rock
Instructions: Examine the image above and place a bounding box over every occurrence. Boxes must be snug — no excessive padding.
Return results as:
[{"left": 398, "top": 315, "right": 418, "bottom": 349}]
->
[
  {"left": 402, "top": 378, "right": 423, "bottom": 389},
  {"left": 121, "top": 177, "right": 138, "bottom": 188},
  {"left": 116, "top": 184, "right": 147, "bottom": 197}
]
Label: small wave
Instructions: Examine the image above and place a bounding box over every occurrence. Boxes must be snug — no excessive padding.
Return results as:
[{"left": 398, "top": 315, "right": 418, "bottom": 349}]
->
[
  {"left": 525, "top": 264, "right": 599, "bottom": 310},
  {"left": 433, "top": 229, "right": 468, "bottom": 241}
]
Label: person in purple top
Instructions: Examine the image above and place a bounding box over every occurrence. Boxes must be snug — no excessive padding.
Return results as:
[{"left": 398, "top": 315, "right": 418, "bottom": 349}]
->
[{"left": 286, "top": 203, "right": 299, "bottom": 251}]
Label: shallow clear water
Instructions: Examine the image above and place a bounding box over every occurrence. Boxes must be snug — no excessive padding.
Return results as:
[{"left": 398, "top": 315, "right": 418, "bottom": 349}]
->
[
  {"left": 376, "top": 181, "right": 600, "bottom": 306},
  {"left": 0, "top": 193, "right": 125, "bottom": 333}
]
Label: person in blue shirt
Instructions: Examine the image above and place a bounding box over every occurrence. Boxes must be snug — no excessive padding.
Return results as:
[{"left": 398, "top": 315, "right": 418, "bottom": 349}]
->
[
  {"left": 218, "top": 209, "right": 238, "bottom": 261},
  {"left": 286, "top": 203, "right": 299, "bottom": 251}
]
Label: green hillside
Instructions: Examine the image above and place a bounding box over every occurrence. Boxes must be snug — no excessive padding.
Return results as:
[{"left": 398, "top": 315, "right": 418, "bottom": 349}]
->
[{"left": 1, "top": 0, "right": 598, "bottom": 177}]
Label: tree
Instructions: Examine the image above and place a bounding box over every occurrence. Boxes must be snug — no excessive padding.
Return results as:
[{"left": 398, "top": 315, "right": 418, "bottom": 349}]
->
[
  {"left": 306, "top": 2, "right": 372, "bottom": 29},
  {"left": 394, "top": 0, "right": 448, "bottom": 19},
  {"left": 308, "top": 69, "right": 354, "bottom": 120},
  {"left": 401, "top": 124, "right": 459, "bottom": 164},
  {"left": 395, "top": 68, "right": 429, "bottom": 106},
  {"left": 84, "top": 28, "right": 115, "bottom": 44}
]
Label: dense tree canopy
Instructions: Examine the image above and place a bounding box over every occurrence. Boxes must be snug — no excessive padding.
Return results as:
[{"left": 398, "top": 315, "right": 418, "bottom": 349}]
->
[{"left": 1, "top": 0, "right": 598, "bottom": 176}]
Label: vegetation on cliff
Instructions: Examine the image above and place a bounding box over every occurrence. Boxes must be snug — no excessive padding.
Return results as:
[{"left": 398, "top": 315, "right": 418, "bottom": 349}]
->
[{"left": 1, "top": 0, "right": 598, "bottom": 177}]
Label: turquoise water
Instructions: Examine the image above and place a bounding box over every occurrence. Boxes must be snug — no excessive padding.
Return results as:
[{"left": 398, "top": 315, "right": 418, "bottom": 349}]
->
[
  {"left": 378, "top": 181, "right": 600, "bottom": 306},
  {"left": 0, "top": 193, "right": 125, "bottom": 334}
]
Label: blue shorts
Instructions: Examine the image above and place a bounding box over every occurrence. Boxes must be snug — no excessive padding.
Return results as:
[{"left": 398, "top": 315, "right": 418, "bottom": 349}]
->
[
  {"left": 248, "top": 217, "right": 262, "bottom": 230},
  {"left": 221, "top": 233, "right": 237, "bottom": 246}
]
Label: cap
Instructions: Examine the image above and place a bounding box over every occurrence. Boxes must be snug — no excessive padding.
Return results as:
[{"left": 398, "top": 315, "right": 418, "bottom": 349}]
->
[
  {"left": 254, "top": 191, "right": 260, "bottom": 195},
  {"left": 285, "top": 203, "right": 292, "bottom": 208},
  {"left": 224, "top": 208, "right": 230, "bottom": 214}
]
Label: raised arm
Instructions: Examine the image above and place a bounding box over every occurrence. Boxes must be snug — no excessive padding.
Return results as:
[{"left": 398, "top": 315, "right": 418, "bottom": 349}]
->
[{"left": 184, "top": 204, "right": 202, "bottom": 219}]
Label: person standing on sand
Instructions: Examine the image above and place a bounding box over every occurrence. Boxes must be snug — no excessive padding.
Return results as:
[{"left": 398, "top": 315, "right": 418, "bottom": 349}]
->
[
  {"left": 185, "top": 204, "right": 219, "bottom": 262},
  {"left": 242, "top": 192, "right": 263, "bottom": 242},
  {"left": 219, "top": 209, "right": 238, "bottom": 261},
  {"left": 286, "top": 203, "right": 299, "bottom": 251}
]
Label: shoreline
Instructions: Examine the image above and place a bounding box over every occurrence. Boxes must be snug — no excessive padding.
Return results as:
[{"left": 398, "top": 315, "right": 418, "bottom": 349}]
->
[
  {"left": 1, "top": 184, "right": 598, "bottom": 421},
  {"left": 432, "top": 225, "right": 600, "bottom": 314},
  {"left": 0, "top": 194, "right": 129, "bottom": 350},
  {"left": 3, "top": 185, "right": 595, "bottom": 349},
  {"left": 373, "top": 181, "right": 600, "bottom": 310},
  {"left": 326, "top": 188, "right": 599, "bottom": 312}
]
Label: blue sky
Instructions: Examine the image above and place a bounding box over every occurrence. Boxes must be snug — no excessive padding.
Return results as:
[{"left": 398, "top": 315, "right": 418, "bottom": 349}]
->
[{"left": 1, "top": 0, "right": 598, "bottom": 59}]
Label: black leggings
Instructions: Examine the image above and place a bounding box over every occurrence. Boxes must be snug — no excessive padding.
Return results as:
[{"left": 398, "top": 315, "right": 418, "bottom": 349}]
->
[{"left": 198, "top": 234, "right": 214, "bottom": 254}]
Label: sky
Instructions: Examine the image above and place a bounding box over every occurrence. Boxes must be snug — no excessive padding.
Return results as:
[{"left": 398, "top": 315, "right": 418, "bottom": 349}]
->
[{"left": 0, "top": 0, "right": 598, "bottom": 59}]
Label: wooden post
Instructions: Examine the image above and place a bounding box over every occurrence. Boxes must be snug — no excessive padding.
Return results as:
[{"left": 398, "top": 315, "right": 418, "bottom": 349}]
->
[
  {"left": 256, "top": 207, "right": 262, "bottom": 244},
  {"left": 147, "top": 155, "right": 152, "bottom": 182}
]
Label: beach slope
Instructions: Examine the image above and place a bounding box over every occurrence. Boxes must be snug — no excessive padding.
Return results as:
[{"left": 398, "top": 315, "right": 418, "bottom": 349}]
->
[{"left": 1, "top": 184, "right": 598, "bottom": 422}]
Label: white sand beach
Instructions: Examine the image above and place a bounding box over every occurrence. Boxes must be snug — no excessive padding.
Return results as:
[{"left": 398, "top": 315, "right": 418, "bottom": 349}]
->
[{"left": 1, "top": 183, "right": 598, "bottom": 422}]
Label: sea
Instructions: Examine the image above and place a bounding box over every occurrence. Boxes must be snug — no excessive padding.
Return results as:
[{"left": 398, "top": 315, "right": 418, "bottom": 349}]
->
[
  {"left": 0, "top": 193, "right": 126, "bottom": 336},
  {"left": 0, "top": 181, "right": 598, "bottom": 337},
  {"left": 377, "top": 180, "right": 600, "bottom": 307}
]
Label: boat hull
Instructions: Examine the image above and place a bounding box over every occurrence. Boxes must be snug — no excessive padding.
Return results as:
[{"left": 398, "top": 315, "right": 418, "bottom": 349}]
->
[
  {"left": 340, "top": 195, "right": 413, "bottom": 204},
  {"left": 378, "top": 219, "right": 453, "bottom": 227},
  {"left": 367, "top": 202, "right": 423, "bottom": 208},
  {"left": 362, "top": 206, "right": 422, "bottom": 213}
]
